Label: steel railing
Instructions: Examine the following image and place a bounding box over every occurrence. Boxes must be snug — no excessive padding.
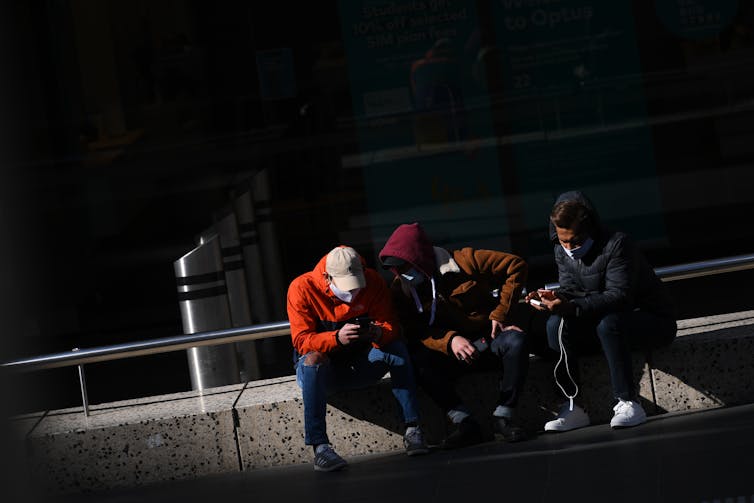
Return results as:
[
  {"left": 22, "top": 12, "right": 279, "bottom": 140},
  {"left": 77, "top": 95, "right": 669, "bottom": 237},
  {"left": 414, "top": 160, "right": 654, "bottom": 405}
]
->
[{"left": 3, "top": 252, "right": 754, "bottom": 417}]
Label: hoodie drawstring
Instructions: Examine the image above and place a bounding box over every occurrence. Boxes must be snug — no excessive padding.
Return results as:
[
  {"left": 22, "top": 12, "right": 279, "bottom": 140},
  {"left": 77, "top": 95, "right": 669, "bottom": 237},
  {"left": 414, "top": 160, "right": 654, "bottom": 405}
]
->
[
  {"left": 428, "top": 276, "right": 436, "bottom": 325},
  {"left": 408, "top": 276, "right": 437, "bottom": 326}
]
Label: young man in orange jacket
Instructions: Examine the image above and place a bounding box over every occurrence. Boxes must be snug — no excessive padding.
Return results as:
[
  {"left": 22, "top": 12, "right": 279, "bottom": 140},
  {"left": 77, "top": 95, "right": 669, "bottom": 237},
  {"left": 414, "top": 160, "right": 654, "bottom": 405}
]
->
[{"left": 287, "top": 245, "right": 429, "bottom": 472}]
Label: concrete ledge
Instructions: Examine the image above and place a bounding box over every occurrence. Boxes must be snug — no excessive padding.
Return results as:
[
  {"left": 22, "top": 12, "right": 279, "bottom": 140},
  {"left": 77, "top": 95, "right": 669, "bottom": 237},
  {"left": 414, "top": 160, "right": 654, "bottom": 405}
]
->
[
  {"left": 234, "top": 377, "right": 410, "bottom": 469},
  {"left": 652, "top": 312, "right": 754, "bottom": 412},
  {"left": 15, "top": 310, "right": 754, "bottom": 495},
  {"left": 18, "top": 385, "right": 244, "bottom": 493}
]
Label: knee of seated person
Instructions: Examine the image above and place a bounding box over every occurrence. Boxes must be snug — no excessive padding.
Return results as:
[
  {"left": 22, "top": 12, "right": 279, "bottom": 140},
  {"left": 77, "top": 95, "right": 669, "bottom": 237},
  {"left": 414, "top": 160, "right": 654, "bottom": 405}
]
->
[
  {"left": 596, "top": 311, "right": 628, "bottom": 334},
  {"left": 545, "top": 315, "right": 563, "bottom": 350},
  {"left": 381, "top": 339, "right": 409, "bottom": 356},
  {"left": 491, "top": 329, "right": 527, "bottom": 354},
  {"left": 380, "top": 341, "right": 410, "bottom": 366},
  {"left": 303, "top": 352, "right": 329, "bottom": 366}
]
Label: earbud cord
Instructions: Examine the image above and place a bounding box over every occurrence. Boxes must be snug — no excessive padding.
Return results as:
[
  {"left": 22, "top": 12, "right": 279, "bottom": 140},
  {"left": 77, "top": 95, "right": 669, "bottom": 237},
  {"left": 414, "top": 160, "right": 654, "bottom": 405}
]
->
[{"left": 554, "top": 317, "right": 579, "bottom": 411}]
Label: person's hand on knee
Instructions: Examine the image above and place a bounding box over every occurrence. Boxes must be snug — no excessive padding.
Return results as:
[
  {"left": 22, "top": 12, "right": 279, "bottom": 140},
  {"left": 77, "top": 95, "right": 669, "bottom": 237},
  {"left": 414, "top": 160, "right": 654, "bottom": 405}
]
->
[{"left": 451, "top": 335, "right": 477, "bottom": 363}]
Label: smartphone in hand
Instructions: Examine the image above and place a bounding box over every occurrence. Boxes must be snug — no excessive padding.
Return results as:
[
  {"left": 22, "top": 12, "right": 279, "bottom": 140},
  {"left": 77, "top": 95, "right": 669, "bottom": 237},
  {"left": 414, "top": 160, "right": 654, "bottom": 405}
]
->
[
  {"left": 537, "top": 289, "right": 557, "bottom": 301},
  {"left": 353, "top": 316, "right": 373, "bottom": 337},
  {"left": 472, "top": 337, "right": 489, "bottom": 352}
]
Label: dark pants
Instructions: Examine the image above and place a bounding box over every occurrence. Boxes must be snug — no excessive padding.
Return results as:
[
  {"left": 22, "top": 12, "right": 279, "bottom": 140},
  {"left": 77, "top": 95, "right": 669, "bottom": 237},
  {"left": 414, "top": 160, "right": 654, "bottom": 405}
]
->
[
  {"left": 546, "top": 310, "right": 676, "bottom": 401},
  {"left": 410, "top": 329, "right": 529, "bottom": 413}
]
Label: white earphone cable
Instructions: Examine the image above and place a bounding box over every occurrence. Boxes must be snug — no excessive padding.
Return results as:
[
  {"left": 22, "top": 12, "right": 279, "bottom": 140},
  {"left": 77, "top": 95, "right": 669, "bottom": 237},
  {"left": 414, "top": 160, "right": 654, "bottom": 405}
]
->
[{"left": 553, "top": 317, "right": 579, "bottom": 411}]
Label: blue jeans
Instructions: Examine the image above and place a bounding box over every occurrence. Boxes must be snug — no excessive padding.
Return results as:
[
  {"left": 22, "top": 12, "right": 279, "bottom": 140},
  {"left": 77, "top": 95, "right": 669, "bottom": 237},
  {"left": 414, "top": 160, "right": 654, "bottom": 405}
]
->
[
  {"left": 546, "top": 310, "right": 676, "bottom": 401},
  {"left": 295, "top": 340, "right": 421, "bottom": 446}
]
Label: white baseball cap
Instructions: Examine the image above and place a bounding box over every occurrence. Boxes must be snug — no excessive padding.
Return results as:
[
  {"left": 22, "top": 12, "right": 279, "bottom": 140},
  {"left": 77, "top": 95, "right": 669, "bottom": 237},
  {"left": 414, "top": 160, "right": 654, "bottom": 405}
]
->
[{"left": 325, "top": 246, "right": 366, "bottom": 291}]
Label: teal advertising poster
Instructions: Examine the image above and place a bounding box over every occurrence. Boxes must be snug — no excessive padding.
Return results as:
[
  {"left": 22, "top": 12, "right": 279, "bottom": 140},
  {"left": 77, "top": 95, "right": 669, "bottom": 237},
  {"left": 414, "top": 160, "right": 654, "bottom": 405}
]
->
[
  {"left": 491, "top": 0, "right": 668, "bottom": 251},
  {"left": 338, "top": 0, "right": 511, "bottom": 250},
  {"left": 655, "top": 0, "right": 738, "bottom": 40}
]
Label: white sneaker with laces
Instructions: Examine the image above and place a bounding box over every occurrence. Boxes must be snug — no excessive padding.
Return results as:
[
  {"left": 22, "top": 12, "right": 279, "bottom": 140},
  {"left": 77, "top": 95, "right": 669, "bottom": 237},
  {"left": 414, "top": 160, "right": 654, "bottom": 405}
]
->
[
  {"left": 610, "top": 399, "right": 647, "bottom": 428},
  {"left": 544, "top": 404, "right": 590, "bottom": 432}
]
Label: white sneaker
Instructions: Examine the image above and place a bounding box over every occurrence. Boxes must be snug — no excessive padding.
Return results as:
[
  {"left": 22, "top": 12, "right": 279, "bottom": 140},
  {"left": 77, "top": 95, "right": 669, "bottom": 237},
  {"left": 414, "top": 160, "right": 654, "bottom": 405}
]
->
[
  {"left": 610, "top": 399, "right": 647, "bottom": 428},
  {"left": 544, "top": 404, "right": 590, "bottom": 432}
]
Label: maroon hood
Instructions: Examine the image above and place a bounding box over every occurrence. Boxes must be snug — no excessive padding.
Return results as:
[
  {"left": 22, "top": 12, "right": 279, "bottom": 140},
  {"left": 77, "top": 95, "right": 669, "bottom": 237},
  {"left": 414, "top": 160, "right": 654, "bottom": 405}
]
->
[{"left": 379, "top": 222, "right": 436, "bottom": 277}]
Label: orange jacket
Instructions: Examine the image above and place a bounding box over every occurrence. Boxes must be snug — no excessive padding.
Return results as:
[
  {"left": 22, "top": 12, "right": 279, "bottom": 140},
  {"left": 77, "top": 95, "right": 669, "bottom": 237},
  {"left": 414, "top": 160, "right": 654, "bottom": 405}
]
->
[{"left": 287, "top": 250, "right": 399, "bottom": 355}]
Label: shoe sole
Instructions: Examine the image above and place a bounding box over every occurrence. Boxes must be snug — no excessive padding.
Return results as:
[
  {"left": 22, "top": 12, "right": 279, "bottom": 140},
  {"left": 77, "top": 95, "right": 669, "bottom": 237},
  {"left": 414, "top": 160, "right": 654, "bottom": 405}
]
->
[
  {"left": 544, "top": 422, "right": 589, "bottom": 432},
  {"left": 314, "top": 461, "right": 347, "bottom": 472},
  {"left": 406, "top": 447, "right": 430, "bottom": 456},
  {"left": 610, "top": 417, "right": 647, "bottom": 429}
]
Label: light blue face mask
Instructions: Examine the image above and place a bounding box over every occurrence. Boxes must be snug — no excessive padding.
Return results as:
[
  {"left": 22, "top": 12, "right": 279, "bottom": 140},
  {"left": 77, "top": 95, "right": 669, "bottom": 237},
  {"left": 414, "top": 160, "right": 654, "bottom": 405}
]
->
[
  {"left": 562, "top": 237, "right": 594, "bottom": 261},
  {"left": 401, "top": 268, "right": 425, "bottom": 286}
]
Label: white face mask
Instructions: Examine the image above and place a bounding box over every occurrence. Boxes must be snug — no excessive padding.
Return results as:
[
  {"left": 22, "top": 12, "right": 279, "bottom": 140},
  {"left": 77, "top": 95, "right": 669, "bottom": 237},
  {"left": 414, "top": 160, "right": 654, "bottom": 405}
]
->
[
  {"left": 400, "top": 268, "right": 425, "bottom": 286},
  {"left": 562, "top": 237, "right": 594, "bottom": 260},
  {"left": 330, "top": 283, "right": 360, "bottom": 303}
]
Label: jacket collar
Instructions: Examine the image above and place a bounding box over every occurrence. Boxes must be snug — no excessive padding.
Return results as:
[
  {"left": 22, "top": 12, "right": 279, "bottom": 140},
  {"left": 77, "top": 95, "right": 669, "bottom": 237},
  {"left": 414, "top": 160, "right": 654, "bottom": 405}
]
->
[{"left": 434, "top": 247, "right": 460, "bottom": 276}]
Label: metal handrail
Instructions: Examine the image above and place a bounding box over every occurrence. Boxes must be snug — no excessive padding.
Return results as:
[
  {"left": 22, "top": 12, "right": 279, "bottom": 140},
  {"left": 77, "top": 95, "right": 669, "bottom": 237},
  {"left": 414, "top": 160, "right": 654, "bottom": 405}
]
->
[
  {"left": 4, "top": 252, "right": 754, "bottom": 372},
  {"left": 539, "top": 252, "right": 754, "bottom": 291},
  {"left": 2, "top": 252, "right": 754, "bottom": 416},
  {"left": 654, "top": 253, "right": 754, "bottom": 282},
  {"left": 2, "top": 321, "right": 292, "bottom": 373}
]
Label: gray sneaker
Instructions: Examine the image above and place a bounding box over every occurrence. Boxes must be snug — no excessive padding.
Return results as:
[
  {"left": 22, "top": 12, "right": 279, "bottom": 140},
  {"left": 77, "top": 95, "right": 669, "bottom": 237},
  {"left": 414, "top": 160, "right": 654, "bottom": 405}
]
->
[
  {"left": 403, "top": 426, "right": 430, "bottom": 456},
  {"left": 313, "top": 444, "right": 347, "bottom": 472}
]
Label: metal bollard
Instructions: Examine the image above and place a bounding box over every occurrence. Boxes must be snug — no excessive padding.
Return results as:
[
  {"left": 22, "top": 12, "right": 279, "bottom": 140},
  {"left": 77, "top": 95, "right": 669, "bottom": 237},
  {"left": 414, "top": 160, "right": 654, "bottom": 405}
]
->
[
  {"left": 200, "top": 209, "right": 261, "bottom": 381},
  {"left": 233, "top": 185, "right": 282, "bottom": 374},
  {"left": 174, "top": 235, "right": 240, "bottom": 390},
  {"left": 233, "top": 185, "right": 272, "bottom": 324},
  {"left": 251, "top": 169, "right": 287, "bottom": 320}
]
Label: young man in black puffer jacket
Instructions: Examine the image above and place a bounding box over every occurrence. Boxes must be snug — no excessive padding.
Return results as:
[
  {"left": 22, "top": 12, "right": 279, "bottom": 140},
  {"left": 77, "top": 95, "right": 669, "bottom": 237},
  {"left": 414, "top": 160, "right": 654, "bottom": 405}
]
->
[{"left": 526, "top": 191, "right": 676, "bottom": 431}]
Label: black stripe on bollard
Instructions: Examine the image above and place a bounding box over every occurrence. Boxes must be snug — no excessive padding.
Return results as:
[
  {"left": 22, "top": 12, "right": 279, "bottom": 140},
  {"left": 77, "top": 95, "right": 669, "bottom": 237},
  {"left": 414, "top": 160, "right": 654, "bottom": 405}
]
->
[
  {"left": 176, "top": 271, "right": 225, "bottom": 286},
  {"left": 224, "top": 260, "right": 245, "bottom": 271},
  {"left": 176, "top": 285, "right": 228, "bottom": 301},
  {"left": 240, "top": 235, "right": 259, "bottom": 246},
  {"left": 255, "top": 202, "right": 272, "bottom": 223},
  {"left": 238, "top": 223, "right": 257, "bottom": 233},
  {"left": 221, "top": 246, "right": 243, "bottom": 257}
]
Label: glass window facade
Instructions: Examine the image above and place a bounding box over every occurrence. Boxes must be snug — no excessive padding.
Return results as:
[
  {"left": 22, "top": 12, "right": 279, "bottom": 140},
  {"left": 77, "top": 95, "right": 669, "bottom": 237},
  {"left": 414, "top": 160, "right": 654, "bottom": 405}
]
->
[{"left": 2, "top": 1, "right": 754, "bottom": 408}]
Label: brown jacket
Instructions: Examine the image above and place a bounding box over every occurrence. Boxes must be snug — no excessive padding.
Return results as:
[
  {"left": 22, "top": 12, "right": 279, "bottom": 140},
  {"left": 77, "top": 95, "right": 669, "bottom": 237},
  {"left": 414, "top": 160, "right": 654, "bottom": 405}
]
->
[{"left": 390, "top": 246, "right": 527, "bottom": 355}]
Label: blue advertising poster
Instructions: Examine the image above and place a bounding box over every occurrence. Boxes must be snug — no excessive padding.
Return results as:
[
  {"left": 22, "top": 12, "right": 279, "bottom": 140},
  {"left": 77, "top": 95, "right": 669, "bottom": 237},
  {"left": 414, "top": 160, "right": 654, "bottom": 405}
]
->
[
  {"left": 491, "top": 0, "right": 668, "bottom": 249},
  {"left": 338, "top": 0, "right": 511, "bottom": 250}
]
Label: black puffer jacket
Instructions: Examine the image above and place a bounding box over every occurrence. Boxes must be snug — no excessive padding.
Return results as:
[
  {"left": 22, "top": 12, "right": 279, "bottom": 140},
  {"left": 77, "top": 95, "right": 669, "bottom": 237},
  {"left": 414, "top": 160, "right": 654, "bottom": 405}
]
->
[{"left": 549, "top": 191, "right": 675, "bottom": 319}]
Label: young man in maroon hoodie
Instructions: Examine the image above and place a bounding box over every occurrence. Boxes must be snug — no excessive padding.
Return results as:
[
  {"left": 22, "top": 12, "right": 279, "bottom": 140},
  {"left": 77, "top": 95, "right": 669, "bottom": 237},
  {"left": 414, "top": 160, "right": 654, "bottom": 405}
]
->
[{"left": 379, "top": 223, "right": 531, "bottom": 448}]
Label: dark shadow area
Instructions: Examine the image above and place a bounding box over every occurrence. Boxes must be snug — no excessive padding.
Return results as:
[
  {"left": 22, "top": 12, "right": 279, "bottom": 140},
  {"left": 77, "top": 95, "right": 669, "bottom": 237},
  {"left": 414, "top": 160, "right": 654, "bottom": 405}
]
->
[{"left": 38, "top": 403, "right": 754, "bottom": 503}]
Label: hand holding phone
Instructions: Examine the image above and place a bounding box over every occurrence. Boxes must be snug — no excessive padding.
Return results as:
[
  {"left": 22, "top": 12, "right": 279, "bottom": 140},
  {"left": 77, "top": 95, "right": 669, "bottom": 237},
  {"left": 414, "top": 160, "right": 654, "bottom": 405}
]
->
[
  {"left": 537, "top": 289, "right": 557, "bottom": 301},
  {"left": 472, "top": 337, "right": 489, "bottom": 352},
  {"left": 354, "top": 316, "right": 373, "bottom": 337}
]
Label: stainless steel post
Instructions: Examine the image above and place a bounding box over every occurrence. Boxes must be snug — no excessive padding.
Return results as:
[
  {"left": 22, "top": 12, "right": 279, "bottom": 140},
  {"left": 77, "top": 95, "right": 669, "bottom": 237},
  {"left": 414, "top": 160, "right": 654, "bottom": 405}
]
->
[
  {"left": 248, "top": 171, "right": 292, "bottom": 376},
  {"left": 200, "top": 210, "right": 261, "bottom": 381},
  {"left": 78, "top": 365, "right": 89, "bottom": 417},
  {"left": 174, "top": 235, "right": 240, "bottom": 390},
  {"left": 233, "top": 186, "right": 272, "bottom": 324},
  {"left": 73, "top": 348, "right": 90, "bottom": 417},
  {"left": 252, "top": 169, "right": 287, "bottom": 320},
  {"left": 233, "top": 185, "right": 281, "bottom": 374}
]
